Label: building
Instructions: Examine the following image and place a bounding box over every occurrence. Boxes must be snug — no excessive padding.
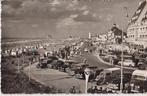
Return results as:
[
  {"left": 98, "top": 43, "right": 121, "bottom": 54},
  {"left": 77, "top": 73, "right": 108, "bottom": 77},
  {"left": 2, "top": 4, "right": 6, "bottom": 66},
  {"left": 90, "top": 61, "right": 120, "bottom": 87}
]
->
[
  {"left": 106, "top": 24, "right": 127, "bottom": 44},
  {"left": 96, "top": 34, "right": 107, "bottom": 43},
  {"left": 88, "top": 32, "right": 92, "bottom": 39},
  {"left": 127, "top": 0, "right": 147, "bottom": 48}
]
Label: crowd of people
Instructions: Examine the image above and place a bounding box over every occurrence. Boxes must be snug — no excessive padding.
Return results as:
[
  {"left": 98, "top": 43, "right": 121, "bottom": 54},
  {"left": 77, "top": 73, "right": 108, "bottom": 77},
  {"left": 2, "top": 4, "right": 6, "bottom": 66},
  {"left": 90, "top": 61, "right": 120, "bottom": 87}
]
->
[
  {"left": 1, "top": 39, "right": 88, "bottom": 70},
  {"left": 68, "top": 85, "right": 118, "bottom": 94},
  {"left": 87, "top": 86, "right": 114, "bottom": 93},
  {"left": 2, "top": 39, "right": 82, "bottom": 58}
]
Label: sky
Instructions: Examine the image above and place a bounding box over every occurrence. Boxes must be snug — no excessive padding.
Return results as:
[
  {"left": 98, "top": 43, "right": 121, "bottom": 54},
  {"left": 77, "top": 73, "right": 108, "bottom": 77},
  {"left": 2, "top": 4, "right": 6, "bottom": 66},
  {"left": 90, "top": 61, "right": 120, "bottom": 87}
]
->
[{"left": 1, "top": 0, "right": 142, "bottom": 39}]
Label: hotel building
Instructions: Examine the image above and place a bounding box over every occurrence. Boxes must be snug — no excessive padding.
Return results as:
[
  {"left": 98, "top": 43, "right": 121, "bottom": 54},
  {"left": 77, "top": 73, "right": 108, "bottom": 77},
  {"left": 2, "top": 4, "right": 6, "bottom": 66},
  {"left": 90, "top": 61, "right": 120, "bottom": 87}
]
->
[{"left": 127, "top": 0, "right": 147, "bottom": 48}]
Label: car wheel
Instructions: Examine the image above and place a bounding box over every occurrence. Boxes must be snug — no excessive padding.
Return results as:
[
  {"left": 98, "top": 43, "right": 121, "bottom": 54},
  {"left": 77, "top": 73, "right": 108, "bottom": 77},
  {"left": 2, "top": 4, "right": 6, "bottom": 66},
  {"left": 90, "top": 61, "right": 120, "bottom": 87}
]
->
[
  {"left": 68, "top": 70, "right": 75, "bottom": 76},
  {"left": 138, "top": 64, "right": 145, "bottom": 70},
  {"left": 65, "top": 67, "right": 70, "bottom": 73},
  {"left": 36, "top": 64, "right": 40, "bottom": 69},
  {"left": 47, "top": 64, "right": 52, "bottom": 68},
  {"left": 75, "top": 74, "right": 81, "bottom": 79}
]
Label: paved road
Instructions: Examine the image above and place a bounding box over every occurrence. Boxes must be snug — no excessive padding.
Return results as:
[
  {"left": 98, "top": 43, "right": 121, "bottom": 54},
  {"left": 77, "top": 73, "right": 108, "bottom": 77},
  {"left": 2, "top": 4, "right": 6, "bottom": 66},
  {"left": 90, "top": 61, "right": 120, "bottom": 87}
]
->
[
  {"left": 70, "top": 52, "right": 135, "bottom": 76},
  {"left": 23, "top": 52, "right": 111, "bottom": 93},
  {"left": 23, "top": 44, "right": 134, "bottom": 93},
  {"left": 71, "top": 52, "right": 112, "bottom": 69},
  {"left": 23, "top": 62, "right": 101, "bottom": 93}
]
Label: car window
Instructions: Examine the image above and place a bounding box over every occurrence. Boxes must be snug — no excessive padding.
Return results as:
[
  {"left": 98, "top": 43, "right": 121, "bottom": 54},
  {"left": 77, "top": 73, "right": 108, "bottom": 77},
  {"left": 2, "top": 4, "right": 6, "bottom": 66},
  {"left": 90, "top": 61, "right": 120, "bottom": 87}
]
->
[
  {"left": 125, "top": 60, "right": 132, "bottom": 62},
  {"left": 106, "top": 73, "right": 111, "bottom": 76}
]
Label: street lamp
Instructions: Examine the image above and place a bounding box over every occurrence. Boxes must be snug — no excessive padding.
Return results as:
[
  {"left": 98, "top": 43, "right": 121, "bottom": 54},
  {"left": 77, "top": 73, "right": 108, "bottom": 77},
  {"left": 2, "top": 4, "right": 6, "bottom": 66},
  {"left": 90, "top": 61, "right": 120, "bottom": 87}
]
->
[
  {"left": 120, "top": 23, "right": 124, "bottom": 93},
  {"left": 120, "top": 6, "right": 129, "bottom": 93},
  {"left": 17, "top": 58, "right": 20, "bottom": 73},
  {"left": 29, "top": 61, "right": 31, "bottom": 81},
  {"left": 84, "top": 68, "right": 91, "bottom": 93}
]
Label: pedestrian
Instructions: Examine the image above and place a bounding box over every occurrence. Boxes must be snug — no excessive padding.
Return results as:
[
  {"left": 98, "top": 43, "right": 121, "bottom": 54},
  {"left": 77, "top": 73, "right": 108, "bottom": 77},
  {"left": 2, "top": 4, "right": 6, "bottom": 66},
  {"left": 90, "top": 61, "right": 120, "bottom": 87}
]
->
[
  {"left": 69, "top": 86, "right": 77, "bottom": 94},
  {"left": 102, "top": 88, "right": 107, "bottom": 94},
  {"left": 87, "top": 86, "right": 94, "bottom": 93},
  {"left": 107, "top": 89, "right": 113, "bottom": 93},
  {"left": 93, "top": 86, "right": 99, "bottom": 93},
  {"left": 98, "top": 87, "right": 103, "bottom": 93},
  {"left": 127, "top": 84, "right": 131, "bottom": 93}
]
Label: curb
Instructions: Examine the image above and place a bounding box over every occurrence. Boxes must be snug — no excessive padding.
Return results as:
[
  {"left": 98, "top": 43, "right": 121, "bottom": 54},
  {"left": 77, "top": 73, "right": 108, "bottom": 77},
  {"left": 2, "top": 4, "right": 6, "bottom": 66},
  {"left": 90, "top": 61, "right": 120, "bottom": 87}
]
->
[
  {"left": 93, "top": 52, "right": 112, "bottom": 66},
  {"left": 23, "top": 62, "right": 46, "bottom": 85}
]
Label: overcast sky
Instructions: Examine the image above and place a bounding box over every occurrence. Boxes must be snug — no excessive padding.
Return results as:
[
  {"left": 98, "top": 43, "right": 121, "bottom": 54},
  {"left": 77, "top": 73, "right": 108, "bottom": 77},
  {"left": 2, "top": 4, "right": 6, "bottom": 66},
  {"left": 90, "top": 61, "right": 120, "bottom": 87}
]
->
[{"left": 1, "top": 0, "right": 141, "bottom": 39}]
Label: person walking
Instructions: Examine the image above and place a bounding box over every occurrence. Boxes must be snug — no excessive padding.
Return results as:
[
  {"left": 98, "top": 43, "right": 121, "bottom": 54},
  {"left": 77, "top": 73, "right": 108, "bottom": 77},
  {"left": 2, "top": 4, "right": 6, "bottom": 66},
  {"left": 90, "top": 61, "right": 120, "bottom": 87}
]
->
[
  {"left": 69, "top": 86, "right": 77, "bottom": 94},
  {"left": 98, "top": 87, "right": 103, "bottom": 93},
  {"left": 87, "top": 86, "right": 94, "bottom": 93},
  {"left": 93, "top": 86, "right": 99, "bottom": 93}
]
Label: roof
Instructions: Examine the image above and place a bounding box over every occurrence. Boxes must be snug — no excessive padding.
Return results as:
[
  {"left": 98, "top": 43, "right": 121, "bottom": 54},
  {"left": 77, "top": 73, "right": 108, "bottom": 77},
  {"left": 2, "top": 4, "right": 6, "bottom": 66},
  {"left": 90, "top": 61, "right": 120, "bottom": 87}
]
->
[
  {"left": 132, "top": 70, "right": 147, "bottom": 77},
  {"left": 130, "top": 0, "right": 146, "bottom": 23},
  {"left": 142, "top": 11, "right": 147, "bottom": 21}
]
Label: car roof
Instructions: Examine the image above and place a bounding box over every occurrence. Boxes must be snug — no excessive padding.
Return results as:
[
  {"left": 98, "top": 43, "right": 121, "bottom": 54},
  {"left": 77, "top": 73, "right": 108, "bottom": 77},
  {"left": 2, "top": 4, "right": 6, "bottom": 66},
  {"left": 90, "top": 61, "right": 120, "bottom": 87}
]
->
[
  {"left": 132, "top": 70, "right": 147, "bottom": 77},
  {"left": 87, "top": 66, "right": 98, "bottom": 69},
  {"left": 64, "top": 60, "right": 79, "bottom": 63},
  {"left": 125, "top": 59, "right": 132, "bottom": 61}
]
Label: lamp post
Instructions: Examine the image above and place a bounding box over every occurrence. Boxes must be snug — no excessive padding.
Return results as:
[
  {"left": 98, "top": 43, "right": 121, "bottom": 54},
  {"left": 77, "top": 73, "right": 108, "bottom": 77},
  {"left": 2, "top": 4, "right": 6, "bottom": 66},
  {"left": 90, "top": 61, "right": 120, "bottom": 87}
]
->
[
  {"left": 120, "top": 6, "right": 129, "bottom": 93},
  {"left": 84, "top": 68, "right": 91, "bottom": 93},
  {"left": 17, "top": 58, "right": 20, "bottom": 73},
  {"left": 29, "top": 61, "right": 31, "bottom": 81},
  {"left": 120, "top": 25, "right": 124, "bottom": 93}
]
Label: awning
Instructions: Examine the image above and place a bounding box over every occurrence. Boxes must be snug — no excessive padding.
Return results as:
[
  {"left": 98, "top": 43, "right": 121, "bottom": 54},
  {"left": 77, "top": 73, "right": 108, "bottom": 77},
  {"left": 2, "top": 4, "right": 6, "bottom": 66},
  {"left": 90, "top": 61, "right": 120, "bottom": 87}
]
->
[
  {"left": 108, "top": 44, "right": 130, "bottom": 51},
  {"left": 133, "top": 41, "right": 147, "bottom": 48}
]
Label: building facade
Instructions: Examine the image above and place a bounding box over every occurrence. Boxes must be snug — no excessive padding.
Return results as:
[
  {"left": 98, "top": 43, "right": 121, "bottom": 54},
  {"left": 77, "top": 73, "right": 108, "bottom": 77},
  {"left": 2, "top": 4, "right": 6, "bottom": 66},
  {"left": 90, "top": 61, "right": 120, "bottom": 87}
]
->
[{"left": 127, "top": 0, "right": 147, "bottom": 48}]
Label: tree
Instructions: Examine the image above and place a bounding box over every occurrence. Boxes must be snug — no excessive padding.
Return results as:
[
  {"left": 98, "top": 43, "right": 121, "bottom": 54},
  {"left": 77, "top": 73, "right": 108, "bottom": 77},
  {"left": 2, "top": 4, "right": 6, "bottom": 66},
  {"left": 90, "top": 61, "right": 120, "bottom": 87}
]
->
[
  {"left": 145, "top": 47, "right": 147, "bottom": 52},
  {"left": 111, "top": 24, "right": 127, "bottom": 44}
]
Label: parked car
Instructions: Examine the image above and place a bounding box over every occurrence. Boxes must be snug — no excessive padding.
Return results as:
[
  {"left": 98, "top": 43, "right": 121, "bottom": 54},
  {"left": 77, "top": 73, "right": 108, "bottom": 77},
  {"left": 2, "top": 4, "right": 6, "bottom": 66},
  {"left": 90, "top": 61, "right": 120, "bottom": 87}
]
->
[
  {"left": 95, "top": 68, "right": 121, "bottom": 85},
  {"left": 137, "top": 59, "right": 146, "bottom": 70},
  {"left": 37, "top": 56, "right": 59, "bottom": 69},
  {"left": 130, "top": 70, "right": 147, "bottom": 93},
  {"left": 84, "top": 48, "right": 89, "bottom": 52},
  {"left": 74, "top": 65, "right": 102, "bottom": 81},
  {"left": 118, "top": 59, "right": 135, "bottom": 67},
  {"left": 47, "top": 56, "right": 58, "bottom": 63},
  {"left": 107, "top": 73, "right": 132, "bottom": 90},
  {"left": 36, "top": 58, "right": 48, "bottom": 68},
  {"left": 67, "top": 63, "right": 89, "bottom": 77},
  {"left": 60, "top": 60, "right": 79, "bottom": 72}
]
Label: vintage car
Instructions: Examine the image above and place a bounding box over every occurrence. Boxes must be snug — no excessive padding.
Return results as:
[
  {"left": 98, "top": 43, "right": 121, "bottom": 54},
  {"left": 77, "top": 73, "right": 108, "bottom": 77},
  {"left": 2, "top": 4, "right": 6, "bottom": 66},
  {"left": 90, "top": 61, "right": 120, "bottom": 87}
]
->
[
  {"left": 36, "top": 56, "right": 59, "bottom": 69},
  {"left": 67, "top": 62, "right": 102, "bottom": 80},
  {"left": 67, "top": 63, "right": 89, "bottom": 76},
  {"left": 107, "top": 73, "right": 132, "bottom": 90},
  {"left": 118, "top": 59, "right": 135, "bottom": 67},
  {"left": 36, "top": 58, "right": 48, "bottom": 68},
  {"left": 60, "top": 60, "right": 79, "bottom": 72}
]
